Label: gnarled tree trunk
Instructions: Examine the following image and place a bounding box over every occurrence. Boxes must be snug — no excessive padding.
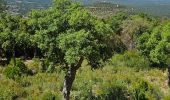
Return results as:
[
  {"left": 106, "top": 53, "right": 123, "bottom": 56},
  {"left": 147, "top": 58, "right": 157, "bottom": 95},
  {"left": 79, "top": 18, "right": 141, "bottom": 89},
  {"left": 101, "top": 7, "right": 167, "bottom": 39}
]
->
[{"left": 62, "top": 57, "right": 84, "bottom": 100}]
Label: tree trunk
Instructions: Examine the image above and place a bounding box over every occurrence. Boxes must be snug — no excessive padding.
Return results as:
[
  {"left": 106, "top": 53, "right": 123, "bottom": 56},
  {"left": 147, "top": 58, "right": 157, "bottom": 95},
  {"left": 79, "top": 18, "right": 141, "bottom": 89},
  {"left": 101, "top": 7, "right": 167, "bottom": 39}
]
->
[
  {"left": 23, "top": 48, "right": 26, "bottom": 60},
  {"left": 62, "top": 57, "right": 84, "bottom": 100},
  {"left": 62, "top": 67, "right": 77, "bottom": 100},
  {"left": 34, "top": 47, "right": 37, "bottom": 58}
]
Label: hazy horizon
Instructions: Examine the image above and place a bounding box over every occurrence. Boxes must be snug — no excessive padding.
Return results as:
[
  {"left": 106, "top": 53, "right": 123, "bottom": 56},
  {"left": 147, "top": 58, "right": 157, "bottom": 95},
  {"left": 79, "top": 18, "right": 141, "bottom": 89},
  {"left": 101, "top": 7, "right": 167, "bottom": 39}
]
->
[{"left": 7, "top": 0, "right": 170, "bottom": 17}]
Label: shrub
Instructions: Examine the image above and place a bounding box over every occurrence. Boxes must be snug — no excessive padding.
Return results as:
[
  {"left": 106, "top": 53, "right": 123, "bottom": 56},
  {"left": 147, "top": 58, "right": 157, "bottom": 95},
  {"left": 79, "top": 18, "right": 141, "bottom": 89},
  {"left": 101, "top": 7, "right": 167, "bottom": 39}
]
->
[
  {"left": 110, "top": 51, "right": 150, "bottom": 69},
  {"left": 16, "top": 59, "right": 28, "bottom": 74},
  {"left": 40, "top": 59, "right": 49, "bottom": 73},
  {"left": 130, "top": 79, "right": 162, "bottom": 100},
  {"left": 94, "top": 80, "right": 130, "bottom": 100},
  {"left": 3, "top": 66, "right": 21, "bottom": 80},
  {"left": 72, "top": 65, "right": 165, "bottom": 100},
  {"left": 41, "top": 92, "right": 56, "bottom": 100},
  {"left": 9, "top": 58, "right": 28, "bottom": 74},
  {"left": 72, "top": 66, "right": 132, "bottom": 100},
  {"left": 27, "top": 58, "right": 41, "bottom": 72},
  {"left": 0, "top": 78, "right": 25, "bottom": 99},
  {"left": 40, "top": 59, "right": 56, "bottom": 73},
  {"left": 4, "top": 59, "right": 28, "bottom": 79},
  {"left": 46, "top": 62, "right": 56, "bottom": 73}
]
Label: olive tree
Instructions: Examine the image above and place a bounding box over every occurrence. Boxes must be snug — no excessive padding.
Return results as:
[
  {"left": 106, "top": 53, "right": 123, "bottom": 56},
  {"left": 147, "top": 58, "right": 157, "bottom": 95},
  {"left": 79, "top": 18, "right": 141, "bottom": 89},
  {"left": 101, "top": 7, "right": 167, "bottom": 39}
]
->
[{"left": 28, "top": 0, "right": 115, "bottom": 99}]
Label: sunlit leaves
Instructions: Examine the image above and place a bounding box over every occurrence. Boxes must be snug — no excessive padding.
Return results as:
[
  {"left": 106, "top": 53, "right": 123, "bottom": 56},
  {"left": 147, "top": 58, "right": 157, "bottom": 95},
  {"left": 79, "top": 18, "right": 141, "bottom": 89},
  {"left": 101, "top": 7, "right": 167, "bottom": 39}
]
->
[
  {"left": 137, "top": 22, "right": 170, "bottom": 66},
  {"left": 58, "top": 30, "right": 92, "bottom": 64},
  {"left": 29, "top": 0, "right": 115, "bottom": 68}
]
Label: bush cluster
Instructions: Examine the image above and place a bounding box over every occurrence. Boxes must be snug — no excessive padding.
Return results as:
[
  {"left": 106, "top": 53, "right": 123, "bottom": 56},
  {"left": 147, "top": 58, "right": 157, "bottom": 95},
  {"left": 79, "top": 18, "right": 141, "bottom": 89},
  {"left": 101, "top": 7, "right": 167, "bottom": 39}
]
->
[
  {"left": 110, "top": 51, "right": 150, "bottom": 70},
  {"left": 4, "top": 59, "right": 28, "bottom": 79}
]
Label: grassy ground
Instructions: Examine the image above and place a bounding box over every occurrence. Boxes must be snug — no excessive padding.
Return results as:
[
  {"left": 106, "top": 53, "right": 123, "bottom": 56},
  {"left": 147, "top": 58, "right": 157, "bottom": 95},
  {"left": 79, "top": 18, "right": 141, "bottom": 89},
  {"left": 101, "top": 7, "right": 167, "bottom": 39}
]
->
[{"left": 0, "top": 60, "right": 170, "bottom": 100}]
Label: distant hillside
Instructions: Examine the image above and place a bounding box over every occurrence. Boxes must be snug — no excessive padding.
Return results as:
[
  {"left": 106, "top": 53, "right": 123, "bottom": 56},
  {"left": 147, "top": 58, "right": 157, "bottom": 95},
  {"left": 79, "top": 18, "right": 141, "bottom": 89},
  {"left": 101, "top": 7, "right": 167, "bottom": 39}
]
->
[
  {"left": 7, "top": 0, "right": 52, "bottom": 14},
  {"left": 85, "top": 2, "right": 133, "bottom": 18},
  {"left": 77, "top": 0, "right": 170, "bottom": 17},
  {"left": 6, "top": 0, "right": 170, "bottom": 17}
]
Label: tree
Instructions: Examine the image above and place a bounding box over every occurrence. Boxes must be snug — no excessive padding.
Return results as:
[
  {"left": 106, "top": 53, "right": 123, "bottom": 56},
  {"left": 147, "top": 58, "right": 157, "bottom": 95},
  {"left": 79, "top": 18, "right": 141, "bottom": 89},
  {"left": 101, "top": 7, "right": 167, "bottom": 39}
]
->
[
  {"left": 28, "top": 0, "right": 115, "bottom": 99},
  {"left": 106, "top": 12, "right": 128, "bottom": 53},
  {"left": 107, "top": 12, "right": 128, "bottom": 34},
  {"left": 0, "top": 14, "right": 19, "bottom": 66},
  {"left": 137, "top": 22, "right": 170, "bottom": 67},
  {"left": 17, "top": 18, "right": 32, "bottom": 58},
  {"left": 121, "top": 14, "right": 156, "bottom": 50},
  {"left": 0, "top": 14, "right": 30, "bottom": 66}
]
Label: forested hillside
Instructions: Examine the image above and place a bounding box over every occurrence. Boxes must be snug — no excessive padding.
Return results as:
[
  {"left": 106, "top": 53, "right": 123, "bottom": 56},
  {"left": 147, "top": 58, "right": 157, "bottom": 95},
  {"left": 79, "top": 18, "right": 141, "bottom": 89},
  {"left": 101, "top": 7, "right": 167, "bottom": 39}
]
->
[{"left": 0, "top": 0, "right": 170, "bottom": 100}]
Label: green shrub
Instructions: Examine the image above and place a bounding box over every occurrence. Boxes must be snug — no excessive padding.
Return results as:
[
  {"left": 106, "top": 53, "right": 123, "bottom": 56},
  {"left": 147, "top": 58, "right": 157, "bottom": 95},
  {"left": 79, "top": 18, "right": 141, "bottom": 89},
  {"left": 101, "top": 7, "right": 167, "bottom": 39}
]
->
[
  {"left": 3, "top": 66, "right": 21, "bottom": 79},
  {"left": 72, "top": 66, "right": 132, "bottom": 100},
  {"left": 40, "top": 59, "right": 56, "bottom": 73},
  {"left": 0, "top": 78, "right": 25, "bottom": 99},
  {"left": 27, "top": 58, "right": 41, "bottom": 71},
  {"left": 42, "top": 92, "right": 56, "bottom": 100},
  {"left": 16, "top": 59, "right": 28, "bottom": 74},
  {"left": 3, "top": 59, "right": 28, "bottom": 79},
  {"left": 40, "top": 59, "right": 49, "bottom": 73},
  {"left": 110, "top": 51, "right": 150, "bottom": 69},
  {"left": 9, "top": 58, "right": 28, "bottom": 74},
  {"left": 72, "top": 65, "right": 165, "bottom": 100},
  {"left": 130, "top": 79, "right": 162, "bottom": 100},
  {"left": 18, "top": 79, "right": 31, "bottom": 87},
  {"left": 46, "top": 62, "right": 55, "bottom": 73},
  {"left": 94, "top": 80, "right": 130, "bottom": 100}
]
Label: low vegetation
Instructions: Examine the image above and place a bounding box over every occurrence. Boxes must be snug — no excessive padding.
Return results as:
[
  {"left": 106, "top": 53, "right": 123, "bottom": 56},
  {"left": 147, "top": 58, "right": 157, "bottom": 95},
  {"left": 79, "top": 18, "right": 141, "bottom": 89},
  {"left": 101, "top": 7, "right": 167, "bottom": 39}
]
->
[
  {"left": 0, "top": 59, "right": 170, "bottom": 100},
  {"left": 0, "top": 0, "right": 170, "bottom": 100}
]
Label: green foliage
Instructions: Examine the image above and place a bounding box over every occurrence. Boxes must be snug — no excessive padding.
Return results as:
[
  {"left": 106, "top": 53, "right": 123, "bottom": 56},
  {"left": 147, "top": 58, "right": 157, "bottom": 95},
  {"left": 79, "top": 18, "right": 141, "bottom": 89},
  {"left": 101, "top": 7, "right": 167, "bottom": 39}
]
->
[
  {"left": 40, "top": 59, "right": 55, "bottom": 73},
  {"left": 70, "top": 64, "right": 163, "bottom": 100},
  {"left": 121, "top": 14, "right": 156, "bottom": 49},
  {"left": 27, "top": 58, "right": 41, "bottom": 71},
  {"left": 0, "top": 79, "right": 25, "bottom": 100},
  {"left": 27, "top": 0, "right": 115, "bottom": 70},
  {"left": 0, "top": 62, "right": 167, "bottom": 99},
  {"left": 163, "top": 96, "right": 170, "bottom": 100},
  {"left": 3, "top": 59, "right": 28, "bottom": 80},
  {"left": 107, "top": 12, "right": 128, "bottom": 34},
  {"left": 0, "top": 0, "right": 170, "bottom": 99},
  {"left": 3, "top": 66, "right": 21, "bottom": 80},
  {"left": 16, "top": 59, "right": 28, "bottom": 73},
  {"left": 19, "top": 72, "right": 63, "bottom": 99},
  {"left": 9, "top": 58, "right": 28, "bottom": 74},
  {"left": 93, "top": 80, "right": 129, "bottom": 100},
  {"left": 137, "top": 22, "right": 170, "bottom": 67},
  {"left": 110, "top": 51, "right": 150, "bottom": 69},
  {"left": 0, "top": 14, "right": 20, "bottom": 50},
  {"left": 0, "top": 13, "right": 32, "bottom": 62},
  {"left": 41, "top": 92, "right": 57, "bottom": 100},
  {"left": 130, "top": 79, "right": 161, "bottom": 100}
]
